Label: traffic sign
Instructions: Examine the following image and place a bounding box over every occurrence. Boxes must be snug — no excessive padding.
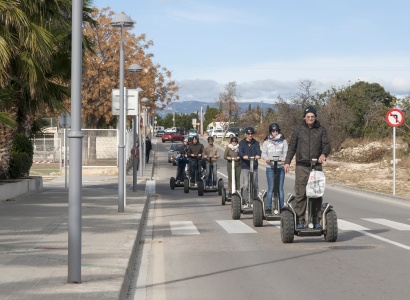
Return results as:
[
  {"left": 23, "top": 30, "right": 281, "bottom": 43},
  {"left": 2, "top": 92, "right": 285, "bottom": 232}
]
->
[
  {"left": 386, "top": 108, "right": 405, "bottom": 127},
  {"left": 220, "top": 121, "right": 225, "bottom": 127}
]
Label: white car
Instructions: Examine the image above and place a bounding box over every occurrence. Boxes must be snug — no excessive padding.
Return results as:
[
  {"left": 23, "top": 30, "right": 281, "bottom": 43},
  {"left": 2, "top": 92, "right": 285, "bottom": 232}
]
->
[{"left": 211, "top": 129, "right": 235, "bottom": 138}]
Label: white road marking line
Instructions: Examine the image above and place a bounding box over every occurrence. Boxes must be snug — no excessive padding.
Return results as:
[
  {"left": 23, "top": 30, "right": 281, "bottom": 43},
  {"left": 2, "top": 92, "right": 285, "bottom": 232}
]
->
[
  {"left": 217, "top": 171, "right": 228, "bottom": 179},
  {"left": 362, "top": 218, "right": 410, "bottom": 230},
  {"left": 266, "top": 220, "right": 281, "bottom": 228},
  {"left": 216, "top": 220, "right": 257, "bottom": 233},
  {"left": 170, "top": 221, "right": 200, "bottom": 235},
  {"left": 338, "top": 219, "right": 410, "bottom": 251}
]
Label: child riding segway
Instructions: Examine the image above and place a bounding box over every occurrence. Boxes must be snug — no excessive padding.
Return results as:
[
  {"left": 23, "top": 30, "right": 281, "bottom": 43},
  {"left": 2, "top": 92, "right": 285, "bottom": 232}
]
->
[
  {"left": 222, "top": 136, "right": 241, "bottom": 205},
  {"left": 184, "top": 135, "right": 205, "bottom": 195},
  {"left": 231, "top": 127, "right": 261, "bottom": 220},
  {"left": 170, "top": 150, "right": 188, "bottom": 190}
]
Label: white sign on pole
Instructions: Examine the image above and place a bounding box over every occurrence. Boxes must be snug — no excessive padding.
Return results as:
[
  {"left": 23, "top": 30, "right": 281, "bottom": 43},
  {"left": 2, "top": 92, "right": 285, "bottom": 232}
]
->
[
  {"left": 192, "top": 118, "right": 197, "bottom": 127},
  {"left": 112, "top": 88, "right": 139, "bottom": 116}
]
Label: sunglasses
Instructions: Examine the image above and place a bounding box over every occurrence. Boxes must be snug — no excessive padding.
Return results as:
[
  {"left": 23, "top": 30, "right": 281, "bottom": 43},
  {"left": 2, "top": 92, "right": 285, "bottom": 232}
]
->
[{"left": 271, "top": 129, "right": 278, "bottom": 132}]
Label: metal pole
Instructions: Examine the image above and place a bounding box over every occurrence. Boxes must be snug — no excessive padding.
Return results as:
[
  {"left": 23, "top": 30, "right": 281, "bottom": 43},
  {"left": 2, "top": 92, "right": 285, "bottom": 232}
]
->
[
  {"left": 260, "top": 101, "right": 263, "bottom": 124},
  {"left": 118, "top": 25, "right": 126, "bottom": 212},
  {"left": 143, "top": 107, "right": 146, "bottom": 170},
  {"left": 64, "top": 127, "right": 68, "bottom": 189},
  {"left": 68, "top": 0, "right": 83, "bottom": 283},
  {"left": 132, "top": 74, "right": 138, "bottom": 191},
  {"left": 393, "top": 126, "right": 396, "bottom": 195}
]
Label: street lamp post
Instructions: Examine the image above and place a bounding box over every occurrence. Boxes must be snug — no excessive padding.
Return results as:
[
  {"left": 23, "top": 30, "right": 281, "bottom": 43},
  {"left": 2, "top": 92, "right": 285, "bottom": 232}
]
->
[
  {"left": 139, "top": 97, "right": 149, "bottom": 176},
  {"left": 141, "top": 97, "right": 149, "bottom": 170},
  {"left": 111, "top": 13, "right": 134, "bottom": 213},
  {"left": 127, "top": 64, "right": 142, "bottom": 192}
]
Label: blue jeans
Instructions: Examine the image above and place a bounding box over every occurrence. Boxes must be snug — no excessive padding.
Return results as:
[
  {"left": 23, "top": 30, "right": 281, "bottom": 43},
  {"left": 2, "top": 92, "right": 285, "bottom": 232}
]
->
[
  {"left": 206, "top": 162, "right": 217, "bottom": 186},
  {"left": 265, "top": 166, "right": 285, "bottom": 209}
]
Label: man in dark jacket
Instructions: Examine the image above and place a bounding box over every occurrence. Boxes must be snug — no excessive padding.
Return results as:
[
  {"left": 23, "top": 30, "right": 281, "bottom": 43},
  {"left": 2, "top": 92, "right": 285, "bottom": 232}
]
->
[
  {"left": 238, "top": 127, "right": 261, "bottom": 207},
  {"left": 186, "top": 136, "right": 204, "bottom": 185},
  {"left": 284, "top": 106, "right": 331, "bottom": 229},
  {"left": 145, "top": 136, "right": 152, "bottom": 163}
]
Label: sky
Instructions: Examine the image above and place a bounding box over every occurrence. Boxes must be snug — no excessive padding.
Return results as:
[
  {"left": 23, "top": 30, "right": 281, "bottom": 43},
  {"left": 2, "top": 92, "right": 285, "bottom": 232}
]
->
[{"left": 93, "top": 0, "right": 410, "bottom": 103}]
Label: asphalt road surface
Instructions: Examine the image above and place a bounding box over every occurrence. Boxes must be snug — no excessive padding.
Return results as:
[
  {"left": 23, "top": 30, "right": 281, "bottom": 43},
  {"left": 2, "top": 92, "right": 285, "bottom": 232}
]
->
[{"left": 127, "top": 137, "right": 410, "bottom": 300}]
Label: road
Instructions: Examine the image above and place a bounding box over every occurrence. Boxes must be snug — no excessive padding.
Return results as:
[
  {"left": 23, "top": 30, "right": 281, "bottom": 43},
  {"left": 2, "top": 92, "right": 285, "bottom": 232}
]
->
[{"left": 127, "top": 137, "right": 410, "bottom": 300}]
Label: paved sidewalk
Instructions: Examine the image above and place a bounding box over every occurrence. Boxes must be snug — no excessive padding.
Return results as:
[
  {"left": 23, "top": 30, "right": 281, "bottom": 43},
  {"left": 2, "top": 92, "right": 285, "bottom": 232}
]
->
[{"left": 0, "top": 160, "right": 155, "bottom": 299}]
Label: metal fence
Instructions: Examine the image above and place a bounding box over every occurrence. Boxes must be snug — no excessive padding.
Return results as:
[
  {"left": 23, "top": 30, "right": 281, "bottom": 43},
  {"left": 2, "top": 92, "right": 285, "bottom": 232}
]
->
[{"left": 31, "top": 128, "right": 133, "bottom": 177}]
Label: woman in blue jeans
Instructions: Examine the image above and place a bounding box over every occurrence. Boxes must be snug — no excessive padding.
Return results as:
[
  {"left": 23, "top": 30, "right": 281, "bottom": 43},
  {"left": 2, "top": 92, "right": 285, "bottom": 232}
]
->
[{"left": 261, "top": 123, "right": 288, "bottom": 214}]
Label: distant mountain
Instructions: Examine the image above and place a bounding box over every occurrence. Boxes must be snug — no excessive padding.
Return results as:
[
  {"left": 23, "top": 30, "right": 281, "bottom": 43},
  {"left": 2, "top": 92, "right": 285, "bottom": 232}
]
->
[{"left": 156, "top": 100, "right": 271, "bottom": 117}]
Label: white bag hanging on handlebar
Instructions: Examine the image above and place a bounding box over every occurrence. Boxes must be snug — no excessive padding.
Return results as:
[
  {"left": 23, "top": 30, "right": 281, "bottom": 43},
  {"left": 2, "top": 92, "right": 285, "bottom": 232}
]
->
[{"left": 306, "top": 170, "right": 326, "bottom": 198}]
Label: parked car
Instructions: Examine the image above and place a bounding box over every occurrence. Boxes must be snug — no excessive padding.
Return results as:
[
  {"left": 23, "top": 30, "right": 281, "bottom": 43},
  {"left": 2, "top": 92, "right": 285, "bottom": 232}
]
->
[
  {"left": 188, "top": 129, "right": 198, "bottom": 138},
  {"left": 167, "top": 142, "right": 183, "bottom": 165},
  {"left": 227, "top": 127, "right": 245, "bottom": 137},
  {"left": 211, "top": 128, "right": 235, "bottom": 138},
  {"left": 156, "top": 130, "right": 165, "bottom": 137},
  {"left": 162, "top": 131, "right": 185, "bottom": 143}
]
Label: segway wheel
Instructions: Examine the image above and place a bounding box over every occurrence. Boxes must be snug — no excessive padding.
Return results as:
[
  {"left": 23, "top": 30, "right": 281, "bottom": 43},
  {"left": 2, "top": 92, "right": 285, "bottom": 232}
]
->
[
  {"left": 231, "top": 194, "right": 241, "bottom": 220},
  {"left": 218, "top": 179, "right": 224, "bottom": 196},
  {"left": 221, "top": 188, "right": 226, "bottom": 206},
  {"left": 280, "top": 210, "right": 295, "bottom": 243},
  {"left": 170, "top": 177, "right": 176, "bottom": 190},
  {"left": 198, "top": 180, "right": 204, "bottom": 196},
  {"left": 324, "top": 210, "right": 338, "bottom": 242},
  {"left": 184, "top": 179, "right": 189, "bottom": 193},
  {"left": 253, "top": 200, "right": 264, "bottom": 227}
]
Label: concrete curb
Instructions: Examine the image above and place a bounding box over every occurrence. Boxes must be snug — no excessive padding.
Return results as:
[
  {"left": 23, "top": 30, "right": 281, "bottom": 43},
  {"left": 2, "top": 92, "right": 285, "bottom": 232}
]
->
[
  {"left": 0, "top": 176, "right": 43, "bottom": 201},
  {"left": 119, "top": 141, "right": 158, "bottom": 299}
]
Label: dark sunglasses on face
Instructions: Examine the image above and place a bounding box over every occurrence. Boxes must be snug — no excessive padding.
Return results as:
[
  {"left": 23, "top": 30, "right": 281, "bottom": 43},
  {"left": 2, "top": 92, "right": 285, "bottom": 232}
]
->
[{"left": 271, "top": 129, "right": 278, "bottom": 132}]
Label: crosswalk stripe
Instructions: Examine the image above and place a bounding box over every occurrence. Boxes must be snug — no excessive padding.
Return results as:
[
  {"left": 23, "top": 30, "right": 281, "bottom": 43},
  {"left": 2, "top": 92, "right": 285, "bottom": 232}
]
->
[
  {"left": 362, "top": 218, "right": 410, "bottom": 230},
  {"left": 266, "top": 221, "right": 281, "bottom": 228},
  {"left": 337, "top": 219, "right": 410, "bottom": 251},
  {"left": 170, "top": 221, "right": 200, "bottom": 235},
  {"left": 216, "top": 220, "right": 257, "bottom": 233},
  {"left": 338, "top": 219, "right": 369, "bottom": 231}
]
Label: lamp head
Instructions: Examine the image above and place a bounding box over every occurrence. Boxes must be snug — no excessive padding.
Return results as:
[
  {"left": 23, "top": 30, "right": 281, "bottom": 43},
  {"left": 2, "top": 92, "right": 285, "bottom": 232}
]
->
[{"left": 110, "top": 13, "right": 134, "bottom": 28}]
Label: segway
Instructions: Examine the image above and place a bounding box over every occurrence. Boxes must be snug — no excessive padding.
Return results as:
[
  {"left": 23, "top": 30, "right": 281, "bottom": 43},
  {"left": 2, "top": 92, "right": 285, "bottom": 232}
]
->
[
  {"left": 231, "top": 156, "right": 257, "bottom": 219},
  {"left": 170, "top": 157, "right": 188, "bottom": 190},
  {"left": 253, "top": 156, "right": 281, "bottom": 227},
  {"left": 280, "top": 159, "right": 338, "bottom": 243},
  {"left": 222, "top": 157, "right": 239, "bottom": 205},
  {"left": 183, "top": 155, "right": 205, "bottom": 196},
  {"left": 200, "top": 156, "right": 223, "bottom": 196}
]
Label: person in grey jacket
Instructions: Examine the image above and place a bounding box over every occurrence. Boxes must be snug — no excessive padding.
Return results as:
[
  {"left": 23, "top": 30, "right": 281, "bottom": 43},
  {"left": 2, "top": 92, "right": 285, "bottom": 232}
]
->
[
  {"left": 261, "top": 123, "right": 288, "bottom": 214},
  {"left": 284, "top": 106, "right": 331, "bottom": 229}
]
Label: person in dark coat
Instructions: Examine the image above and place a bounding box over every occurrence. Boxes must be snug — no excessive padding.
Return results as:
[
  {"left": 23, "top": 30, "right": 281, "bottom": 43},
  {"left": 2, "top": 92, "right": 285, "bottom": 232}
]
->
[
  {"left": 145, "top": 136, "right": 152, "bottom": 163},
  {"left": 284, "top": 106, "right": 331, "bottom": 229}
]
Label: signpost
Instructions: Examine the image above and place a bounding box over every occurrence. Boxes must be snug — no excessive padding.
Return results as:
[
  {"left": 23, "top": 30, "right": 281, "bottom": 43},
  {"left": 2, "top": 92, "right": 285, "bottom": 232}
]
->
[{"left": 385, "top": 108, "right": 405, "bottom": 195}]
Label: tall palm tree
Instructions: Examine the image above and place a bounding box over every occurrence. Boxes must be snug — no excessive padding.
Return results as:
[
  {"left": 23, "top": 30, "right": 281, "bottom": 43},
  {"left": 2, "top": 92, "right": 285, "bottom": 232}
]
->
[{"left": 0, "top": 0, "right": 95, "bottom": 179}]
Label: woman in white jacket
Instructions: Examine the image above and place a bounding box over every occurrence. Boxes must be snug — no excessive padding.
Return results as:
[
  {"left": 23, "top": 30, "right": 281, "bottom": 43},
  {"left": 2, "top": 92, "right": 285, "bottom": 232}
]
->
[{"left": 261, "top": 123, "right": 288, "bottom": 214}]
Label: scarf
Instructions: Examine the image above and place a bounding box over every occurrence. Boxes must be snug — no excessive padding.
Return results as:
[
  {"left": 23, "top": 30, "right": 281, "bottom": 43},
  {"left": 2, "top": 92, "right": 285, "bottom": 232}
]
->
[
  {"left": 268, "top": 133, "right": 284, "bottom": 145},
  {"left": 228, "top": 143, "right": 239, "bottom": 152}
]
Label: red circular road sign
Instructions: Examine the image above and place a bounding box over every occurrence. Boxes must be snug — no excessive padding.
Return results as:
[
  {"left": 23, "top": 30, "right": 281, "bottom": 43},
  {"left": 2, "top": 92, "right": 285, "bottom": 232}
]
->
[{"left": 386, "top": 108, "right": 405, "bottom": 127}]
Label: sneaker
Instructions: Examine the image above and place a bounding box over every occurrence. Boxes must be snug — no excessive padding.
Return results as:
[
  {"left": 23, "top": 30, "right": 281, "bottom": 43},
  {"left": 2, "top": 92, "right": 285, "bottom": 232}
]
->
[
  {"left": 265, "top": 209, "right": 272, "bottom": 215},
  {"left": 228, "top": 192, "right": 232, "bottom": 198},
  {"left": 296, "top": 219, "right": 305, "bottom": 229},
  {"left": 243, "top": 203, "right": 250, "bottom": 208},
  {"left": 176, "top": 180, "right": 180, "bottom": 185},
  {"left": 206, "top": 185, "right": 210, "bottom": 189},
  {"left": 314, "top": 223, "right": 322, "bottom": 229},
  {"left": 190, "top": 182, "right": 195, "bottom": 187}
]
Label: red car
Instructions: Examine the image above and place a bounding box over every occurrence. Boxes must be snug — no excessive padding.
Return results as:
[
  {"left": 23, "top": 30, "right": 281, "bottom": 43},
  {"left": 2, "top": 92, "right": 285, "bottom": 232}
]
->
[{"left": 162, "top": 132, "right": 185, "bottom": 143}]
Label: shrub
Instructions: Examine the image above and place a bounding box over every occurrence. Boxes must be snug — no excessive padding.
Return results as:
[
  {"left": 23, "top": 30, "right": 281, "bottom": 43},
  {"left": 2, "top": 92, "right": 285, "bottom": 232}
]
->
[{"left": 9, "top": 133, "right": 33, "bottom": 178}]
